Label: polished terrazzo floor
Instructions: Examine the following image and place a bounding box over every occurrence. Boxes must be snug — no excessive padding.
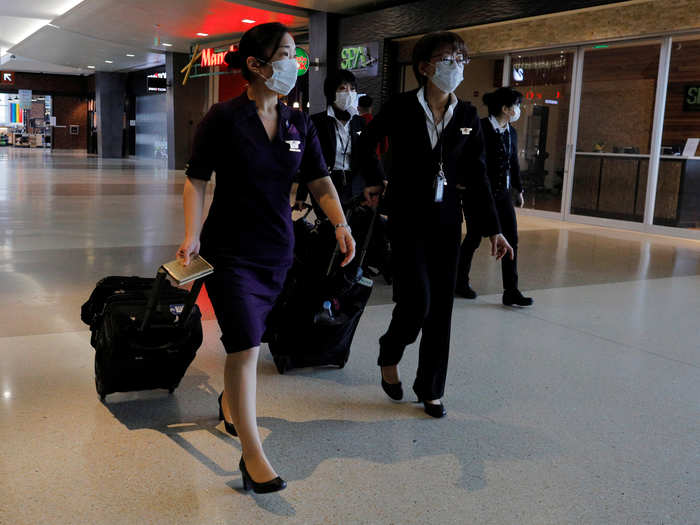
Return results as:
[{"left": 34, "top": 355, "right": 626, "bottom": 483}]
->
[{"left": 1, "top": 149, "right": 698, "bottom": 525}]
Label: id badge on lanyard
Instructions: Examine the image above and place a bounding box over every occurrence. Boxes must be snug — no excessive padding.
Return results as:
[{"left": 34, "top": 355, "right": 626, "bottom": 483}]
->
[{"left": 434, "top": 162, "right": 447, "bottom": 203}]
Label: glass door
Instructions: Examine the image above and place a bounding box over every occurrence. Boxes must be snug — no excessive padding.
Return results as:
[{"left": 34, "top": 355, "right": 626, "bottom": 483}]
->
[
  {"left": 570, "top": 41, "right": 661, "bottom": 223},
  {"left": 510, "top": 50, "right": 575, "bottom": 212}
]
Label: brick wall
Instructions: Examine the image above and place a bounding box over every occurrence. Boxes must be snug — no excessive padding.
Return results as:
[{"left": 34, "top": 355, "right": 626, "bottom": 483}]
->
[{"left": 53, "top": 96, "right": 88, "bottom": 150}]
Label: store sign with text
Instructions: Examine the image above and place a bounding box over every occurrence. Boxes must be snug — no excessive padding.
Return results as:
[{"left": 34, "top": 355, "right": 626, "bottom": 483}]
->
[
  {"left": 684, "top": 85, "right": 700, "bottom": 112},
  {"left": 296, "top": 48, "right": 309, "bottom": 76},
  {"left": 201, "top": 45, "right": 238, "bottom": 67},
  {"left": 340, "top": 43, "right": 379, "bottom": 77},
  {"left": 0, "top": 71, "right": 14, "bottom": 84},
  {"left": 147, "top": 72, "right": 167, "bottom": 92}
]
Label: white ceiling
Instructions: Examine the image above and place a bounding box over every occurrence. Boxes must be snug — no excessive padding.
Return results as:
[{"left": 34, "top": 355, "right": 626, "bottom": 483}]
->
[{"left": 3, "top": 0, "right": 403, "bottom": 75}]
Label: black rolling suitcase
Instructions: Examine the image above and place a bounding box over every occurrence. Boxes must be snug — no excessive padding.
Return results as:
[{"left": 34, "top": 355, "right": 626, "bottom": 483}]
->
[
  {"left": 263, "top": 201, "right": 377, "bottom": 374},
  {"left": 81, "top": 269, "right": 204, "bottom": 400}
]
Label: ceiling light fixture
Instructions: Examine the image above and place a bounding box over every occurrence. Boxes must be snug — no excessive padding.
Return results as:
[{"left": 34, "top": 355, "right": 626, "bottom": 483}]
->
[
  {"left": 242, "top": 19, "right": 256, "bottom": 24},
  {"left": 162, "top": 43, "right": 173, "bottom": 47},
  {"left": 196, "top": 32, "right": 209, "bottom": 37},
  {"left": 87, "top": 65, "right": 95, "bottom": 69},
  {"left": 104, "top": 60, "right": 113, "bottom": 63},
  {"left": 126, "top": 53, "right": 135, "bottom": 57}
]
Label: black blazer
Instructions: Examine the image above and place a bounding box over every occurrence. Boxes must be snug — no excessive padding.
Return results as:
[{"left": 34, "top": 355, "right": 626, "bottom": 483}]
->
[
  {"left": 481, "top": 117, "right": 522, "bottom": 195},
  {"left": 359, "top": 89, "right": 500, "bottom": 237},
  {"left": 296, "top": 110, "right": 366, "bottom": 202}
]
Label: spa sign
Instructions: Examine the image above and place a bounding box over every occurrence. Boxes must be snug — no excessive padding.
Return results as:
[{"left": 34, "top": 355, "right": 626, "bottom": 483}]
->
[
  {"left": 340, "top": 42, "right": 379, "bottom": 77},
  {"left": 684, "top": 85, "right": 700, "bottom": 112}
]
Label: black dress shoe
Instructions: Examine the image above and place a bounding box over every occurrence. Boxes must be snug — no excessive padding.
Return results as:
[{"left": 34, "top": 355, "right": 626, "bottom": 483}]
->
[
  {"left": 422, "top": 400, "right": 447, "bottom": 418},
  {"left": 502, "top": 289, "right": 534, "bottom": 307},
  {"left": 218, "top": 392, "right": 238, "bottom": 437},
  {"left": 455, "top": 283, "right": 477, "bottom": 299},
  {"left": 381, "top": 376, "right": 404, "bottom": 401},
  {"left": 240, "top": 458, "right": 287, "bottom": 494}
]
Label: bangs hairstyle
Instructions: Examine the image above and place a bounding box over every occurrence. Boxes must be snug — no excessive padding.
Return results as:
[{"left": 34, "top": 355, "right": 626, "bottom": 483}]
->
[
  {"left": 324, "top": 69, "right": 357, "bottom": 105},
  {"left": 224, "top": 22, "right": 289, "bottom": 81},
  {"left": 483, "top": 87, "right": 523, "bottom": 116},
  {"left": 412, "top": 32, "right": 466, "bottom": 87}
]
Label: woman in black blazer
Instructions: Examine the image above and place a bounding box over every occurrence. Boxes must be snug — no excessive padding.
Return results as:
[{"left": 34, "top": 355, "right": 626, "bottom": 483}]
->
[
  {"left": 295, "top": 69, "right": 367, "bottom": 212},
  {"left": 456, "top": 87, "right": 533, "bottom": 307},
  {"left": 360, "top": 32, "right": 512, "bottom": 417}
]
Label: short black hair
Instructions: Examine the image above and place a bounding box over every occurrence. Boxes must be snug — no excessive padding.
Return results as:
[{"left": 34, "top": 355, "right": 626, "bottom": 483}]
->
[
  {"left": 412, "top": 32, "right": 466, "bottom": 87},
  {"left": 224, "top": 22, "right": 289, "bottom": 81},
  {"left": 324, "top": 69, "right": 357, "bottom": 105},
  {"left": 358, "top": 95, "right": 373, "bottom": 109},
  {"left": 483, "top": 87, "right": 523, "bottom": 116}
]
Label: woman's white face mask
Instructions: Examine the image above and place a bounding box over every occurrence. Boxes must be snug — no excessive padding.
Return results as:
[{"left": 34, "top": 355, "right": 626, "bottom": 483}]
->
[
  {"left": 509, "top": 104, "right": 521, "bottom": 123},
  {"left": 263, "top": 57, "right": 298, "bottom": 96},
  {"left": 335, "top": 90, "right": 358, "bottom": 113},
  {"left": 431, "top": 60, "right": 464, "bottom": 94}
]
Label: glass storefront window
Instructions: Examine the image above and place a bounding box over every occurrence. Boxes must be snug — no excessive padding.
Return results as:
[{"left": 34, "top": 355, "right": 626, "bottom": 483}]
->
[
  {"left": 572, "top": 42, "right": 660, "bottom": 222},
  {"left": 654, "top": 37, "right": 700, "bottom": 230},
  {"left": 510, "top": 51, "right": 574, "bottom": 212}
]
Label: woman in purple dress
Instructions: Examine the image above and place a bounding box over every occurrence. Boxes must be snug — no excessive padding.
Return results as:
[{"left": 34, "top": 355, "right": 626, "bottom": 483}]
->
[{"left": 177, "top": 23, "right": 354, "bottom": 494}]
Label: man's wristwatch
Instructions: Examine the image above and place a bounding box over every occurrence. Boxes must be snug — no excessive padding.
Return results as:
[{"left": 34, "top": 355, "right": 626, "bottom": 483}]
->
[{"left": 335, "top": 222, "right": 352, "bottom": 234}]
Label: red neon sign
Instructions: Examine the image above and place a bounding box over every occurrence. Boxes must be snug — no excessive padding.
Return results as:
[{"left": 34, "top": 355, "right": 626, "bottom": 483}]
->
[
  {"left": 525, "top": 90, "right": 562, "bottom": 100},
  {"left": 201, "top": 45, "right": 238, "bottom": 67}
]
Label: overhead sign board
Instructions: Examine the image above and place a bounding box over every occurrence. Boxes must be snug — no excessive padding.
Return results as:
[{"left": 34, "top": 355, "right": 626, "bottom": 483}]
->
[
  {"left": 0, "top": 72, "right": 14, "bottom": 84},
  {"left": 340, "top": 42, "right": 379, "bottom": 77},
  {"left": 147, "top": 72, "right": 167, "bottom": 92}
]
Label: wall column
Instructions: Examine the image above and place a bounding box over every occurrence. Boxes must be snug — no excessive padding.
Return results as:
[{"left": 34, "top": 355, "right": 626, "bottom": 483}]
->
[
  {"left": 165, "top": 52, "right": 208, "bottom": 170},
  {"left": 309, "top": 12, "right": 339, "bottom": 114},
  {"left": 95, "top": 72, "right": 126, "bottom": 158}
]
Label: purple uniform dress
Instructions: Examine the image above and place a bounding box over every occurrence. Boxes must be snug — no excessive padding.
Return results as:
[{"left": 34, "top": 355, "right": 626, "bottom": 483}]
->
[{"left": 186, "top": 93, "right": 328, "bottom": 353}]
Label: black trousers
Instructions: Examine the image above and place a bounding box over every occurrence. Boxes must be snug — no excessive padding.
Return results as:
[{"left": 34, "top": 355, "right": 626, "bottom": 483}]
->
[
  {"left": 458, "top": 192, "right": 519, "bottom": 290},
  {"left": 378, "top": 223, "right": 461, "bottom": 400}
]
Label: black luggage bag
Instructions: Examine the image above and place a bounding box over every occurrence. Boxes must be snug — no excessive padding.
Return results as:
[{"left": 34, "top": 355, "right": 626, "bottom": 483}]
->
[
  {"left": 81, "top": 270, "right": 204, "bottom": 400},
  {"left": 263, "top": 201, "right": 377, "bottom": 374}
]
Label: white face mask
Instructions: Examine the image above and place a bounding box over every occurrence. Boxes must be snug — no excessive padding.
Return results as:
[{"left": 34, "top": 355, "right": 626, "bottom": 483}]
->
[
  {"left": 509, "top": 105, "right": 521, "bottom": 123},
  {"left": 263, "top": 57, "right": 298, "bottom": 96},
  {"left": 334, "top": 90, "right": 358, "bottom": 113},
  {"left": 431, "top": 60, "right": 464, "bottom": 94}
]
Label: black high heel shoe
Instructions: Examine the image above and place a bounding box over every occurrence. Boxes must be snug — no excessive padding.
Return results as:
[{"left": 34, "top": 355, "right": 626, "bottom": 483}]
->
[
  {"left": 421, "top": 400, "right": 447, "bottom": 418},
  {"left": 381, "top": 375, "right": 404, "bottom": 401},
  {"left": 217, "top": 392, "right": 238, "bottom": 437},
  {"left": 239, "top": 458, "right": 287, "bottom": 494}
]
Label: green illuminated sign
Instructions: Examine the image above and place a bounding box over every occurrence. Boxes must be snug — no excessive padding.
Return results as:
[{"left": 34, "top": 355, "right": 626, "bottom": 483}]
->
[
  {"left": 296, "top": 47, "right": 309, "bottom": 76},
  {"left": 341, "top": 46, "right": 371, "bottom": 71}
]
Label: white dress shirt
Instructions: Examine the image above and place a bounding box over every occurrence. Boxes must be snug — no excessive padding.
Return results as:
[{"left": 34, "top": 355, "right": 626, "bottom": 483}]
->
[
  {"left": 417, "top": 87, "right": 458, "bottom": 149},
  {"left": 327, "top": 105, "right": 352, "bottom": 171},
  {"left": 488, "top": 114, "right": 510, "bottom": 134}
]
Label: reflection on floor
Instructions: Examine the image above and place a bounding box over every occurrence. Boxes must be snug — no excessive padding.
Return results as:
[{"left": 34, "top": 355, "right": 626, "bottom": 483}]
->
[{"left": 2, "top": 150, "right": 699, "bottom": 524}]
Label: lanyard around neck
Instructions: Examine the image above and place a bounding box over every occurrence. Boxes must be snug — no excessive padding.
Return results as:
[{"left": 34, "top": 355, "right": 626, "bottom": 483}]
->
[
  {"left": 426, "top": 98, "right": 449, "bottom": 168},
  {"left": 333, "top": 118, "right": 351, "bottom": 166}
]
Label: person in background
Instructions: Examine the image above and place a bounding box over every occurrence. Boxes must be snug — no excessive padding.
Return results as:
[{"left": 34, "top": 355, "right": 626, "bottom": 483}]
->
[
  {"left": 178, "top": 23, "right": 354, "bottom": 495},
  {"left": 359, "top": 32, "right": 513, "bottom": 418},
  {"left": 456, "top": 86, "right": 533, "bottom": 307},
  {"left": 294, "top": 70, "right": 367, "bottom": 214},
  {"left": 358, "top": 95, "right": 374, "bottom": 124}
]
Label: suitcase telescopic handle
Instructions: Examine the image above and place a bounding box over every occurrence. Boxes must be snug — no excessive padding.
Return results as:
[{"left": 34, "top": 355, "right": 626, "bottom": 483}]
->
[{"left": 139, "top": 268, "right": 204, "bottom": 332}]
